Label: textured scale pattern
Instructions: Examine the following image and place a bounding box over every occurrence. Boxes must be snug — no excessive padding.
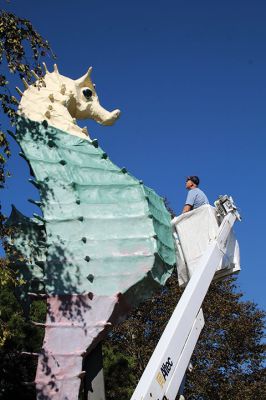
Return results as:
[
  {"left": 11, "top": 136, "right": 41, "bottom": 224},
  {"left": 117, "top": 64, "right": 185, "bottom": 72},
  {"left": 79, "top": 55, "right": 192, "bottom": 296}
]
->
[{"left": 14, "top": 116, "right": 176, "bottom": 301}]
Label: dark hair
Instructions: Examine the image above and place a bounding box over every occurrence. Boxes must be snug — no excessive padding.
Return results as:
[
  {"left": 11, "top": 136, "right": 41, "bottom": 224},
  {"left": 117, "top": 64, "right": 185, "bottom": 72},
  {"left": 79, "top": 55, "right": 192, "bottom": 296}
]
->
[{"left": 186, "top": 176, "right": 200, "bottom": 185}]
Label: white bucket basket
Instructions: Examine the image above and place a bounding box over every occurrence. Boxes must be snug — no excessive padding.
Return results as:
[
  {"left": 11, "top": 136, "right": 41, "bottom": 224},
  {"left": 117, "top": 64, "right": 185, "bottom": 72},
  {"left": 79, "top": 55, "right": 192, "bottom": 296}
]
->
[{"left": 172, "top": 204, "right": 240, "bottom": 287}]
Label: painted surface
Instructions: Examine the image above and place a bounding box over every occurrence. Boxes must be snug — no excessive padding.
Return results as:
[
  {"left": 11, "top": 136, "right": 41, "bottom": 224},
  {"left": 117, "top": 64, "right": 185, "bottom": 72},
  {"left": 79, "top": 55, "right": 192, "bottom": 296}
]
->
[
  {"left": 18, "top": 64, "right": 120, "bottom": 139},
  {"left": 35, "top": 293, "right": 120, "bottom": 400},
  {"left": 14, "top": 116, "right": 175, "bottom": 297}
]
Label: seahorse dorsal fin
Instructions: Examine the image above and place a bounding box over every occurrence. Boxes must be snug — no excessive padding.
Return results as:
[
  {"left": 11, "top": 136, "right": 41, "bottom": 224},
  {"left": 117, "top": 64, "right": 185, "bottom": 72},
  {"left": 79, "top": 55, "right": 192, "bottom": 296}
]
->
[
  {"left": 31, "top": 70, "right": 39, "bottom": 81},
  {"left": 22, "top": 78, "right": 29, "bottom": 89},
  {"left": 43, "top": 62, "right": 49, "bottom": 73},
  {"left": 54, "top": 64, "right": 59, "bottom": 74},
  {"left": 16, "top": 86, "right": 23, "bottom": 96}
]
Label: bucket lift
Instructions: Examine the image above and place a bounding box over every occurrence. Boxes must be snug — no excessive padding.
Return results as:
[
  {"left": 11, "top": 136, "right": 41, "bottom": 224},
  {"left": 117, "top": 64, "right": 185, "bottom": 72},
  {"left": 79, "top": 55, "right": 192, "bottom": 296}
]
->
[
  {"left": 130, "top": 195, "right": 241, "bottom": 400},
  {"left": 87, "top": 196, "right": 240, "bottom": 400}
]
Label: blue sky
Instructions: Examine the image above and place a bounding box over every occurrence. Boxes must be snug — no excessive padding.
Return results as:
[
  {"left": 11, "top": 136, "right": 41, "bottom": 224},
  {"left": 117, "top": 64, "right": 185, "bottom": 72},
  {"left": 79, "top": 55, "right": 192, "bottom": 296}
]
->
[{"left": 1, "top": 0, "right": 266, "bottom": 311}]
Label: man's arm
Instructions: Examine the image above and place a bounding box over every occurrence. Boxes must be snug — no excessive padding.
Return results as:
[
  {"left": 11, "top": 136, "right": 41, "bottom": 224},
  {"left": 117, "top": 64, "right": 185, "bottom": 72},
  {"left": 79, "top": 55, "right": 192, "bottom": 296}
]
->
[
  {"left": 182, "top": 204, "right": 192, "bottom": 213},
  {"left": 183, "top": 190, "right": 194, "bottom": 213}
]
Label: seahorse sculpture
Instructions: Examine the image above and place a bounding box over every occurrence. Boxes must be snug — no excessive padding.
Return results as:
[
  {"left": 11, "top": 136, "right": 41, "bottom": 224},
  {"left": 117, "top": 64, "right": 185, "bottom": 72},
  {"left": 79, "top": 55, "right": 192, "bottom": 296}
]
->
[{"left": 7, "top": 64, "right": 176, "bottom": 400}]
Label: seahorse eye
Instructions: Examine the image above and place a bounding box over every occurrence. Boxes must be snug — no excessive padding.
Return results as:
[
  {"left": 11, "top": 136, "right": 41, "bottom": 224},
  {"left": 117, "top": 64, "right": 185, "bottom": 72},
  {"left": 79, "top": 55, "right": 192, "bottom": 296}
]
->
[{"left": 83, "top": 88, "right": 93, "bottom": 100}]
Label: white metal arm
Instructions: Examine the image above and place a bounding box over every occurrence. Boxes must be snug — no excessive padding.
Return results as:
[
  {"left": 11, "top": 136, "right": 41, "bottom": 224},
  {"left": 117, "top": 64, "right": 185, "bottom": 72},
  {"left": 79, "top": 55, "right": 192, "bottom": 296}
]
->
[{"left": 131, "top": 196, "right": 240, "bottom": 400}]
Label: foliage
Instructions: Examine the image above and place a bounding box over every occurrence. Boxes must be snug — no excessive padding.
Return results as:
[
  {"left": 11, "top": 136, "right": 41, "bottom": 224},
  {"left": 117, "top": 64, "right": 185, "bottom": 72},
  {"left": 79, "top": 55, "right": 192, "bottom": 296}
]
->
[
  {"left": 103, "top": 344, "right": 137, "bottom": 400},
  {"left": 0, "top": 286, "right": 46, "bottom": 400},
  {"left": 0, "top": 9, "right": 53, "bottom": 186},
  {"left": 0, "top": 8, "right": 54, "bottom": 345},
  {"left": 0, "top": 9, "right": 52, "bottom": 396},
  {"left": 103, "top": 273, "right": 266, "bottom": 399}
]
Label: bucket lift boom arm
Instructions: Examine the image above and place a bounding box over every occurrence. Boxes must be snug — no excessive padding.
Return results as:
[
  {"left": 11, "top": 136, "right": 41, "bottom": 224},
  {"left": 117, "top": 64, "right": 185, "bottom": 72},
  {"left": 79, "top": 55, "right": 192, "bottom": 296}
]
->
[{"left": 130, "top": 196, "right": 241, "bottom": 400}]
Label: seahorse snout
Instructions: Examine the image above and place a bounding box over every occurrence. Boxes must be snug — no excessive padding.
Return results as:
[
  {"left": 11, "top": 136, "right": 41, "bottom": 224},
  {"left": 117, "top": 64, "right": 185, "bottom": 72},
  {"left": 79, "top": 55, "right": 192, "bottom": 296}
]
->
[{"left": 101, "top": 109, "right": 121, "bottom": 126}]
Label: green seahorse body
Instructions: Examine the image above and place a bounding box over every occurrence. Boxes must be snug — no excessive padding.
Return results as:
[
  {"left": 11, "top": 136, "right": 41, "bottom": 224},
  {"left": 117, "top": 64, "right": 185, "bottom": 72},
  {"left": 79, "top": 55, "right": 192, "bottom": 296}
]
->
[{"left": 12, "top": 116, "right": 176, "bottom": 302}]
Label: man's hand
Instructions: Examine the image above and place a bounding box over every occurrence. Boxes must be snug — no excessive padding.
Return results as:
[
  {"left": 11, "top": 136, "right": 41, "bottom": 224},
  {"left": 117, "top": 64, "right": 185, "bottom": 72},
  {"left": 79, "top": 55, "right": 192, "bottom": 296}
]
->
[{"left": 182, "top": 204, "right": 192, "bottom": 213}]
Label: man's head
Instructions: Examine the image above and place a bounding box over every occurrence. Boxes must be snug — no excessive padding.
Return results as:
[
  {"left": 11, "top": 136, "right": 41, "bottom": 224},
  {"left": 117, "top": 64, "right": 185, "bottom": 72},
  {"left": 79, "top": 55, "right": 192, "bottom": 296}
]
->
[{"left": 186, "top": 175, "right": 200, "bottom": 189}]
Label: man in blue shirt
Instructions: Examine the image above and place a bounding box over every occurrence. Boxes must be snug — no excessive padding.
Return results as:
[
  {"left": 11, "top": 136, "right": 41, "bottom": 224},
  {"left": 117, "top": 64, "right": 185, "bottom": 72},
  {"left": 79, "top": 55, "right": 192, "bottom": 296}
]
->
[{"left": 183, "top": 176, "right": 209, "bottom": 213}]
